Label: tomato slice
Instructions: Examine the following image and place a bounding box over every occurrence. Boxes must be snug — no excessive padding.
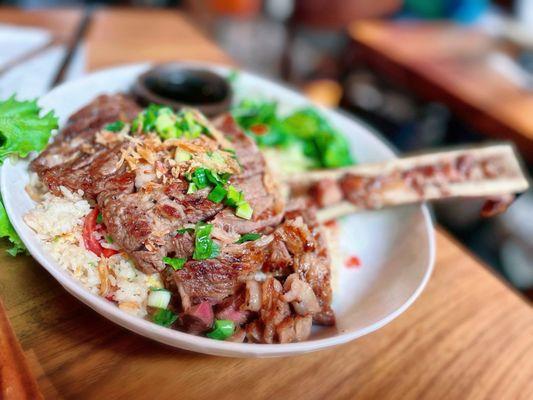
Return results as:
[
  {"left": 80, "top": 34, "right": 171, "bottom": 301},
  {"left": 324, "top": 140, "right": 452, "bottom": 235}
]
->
[{"left": 82, "top": 208, "right": 118, "bottom": 258}]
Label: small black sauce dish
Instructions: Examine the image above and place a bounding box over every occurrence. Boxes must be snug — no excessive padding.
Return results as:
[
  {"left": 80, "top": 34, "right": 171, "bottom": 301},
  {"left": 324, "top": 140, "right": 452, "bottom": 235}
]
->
[{"left": 133, "top": 63, "right": 232, "bottom": 117}]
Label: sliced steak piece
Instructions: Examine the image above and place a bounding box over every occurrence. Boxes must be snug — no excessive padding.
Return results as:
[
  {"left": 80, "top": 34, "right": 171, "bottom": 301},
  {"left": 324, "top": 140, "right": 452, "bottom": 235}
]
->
[
  {"left": 31, "top": 94, "right": 141, "bottom": 198},
  {"left": 180, "top": 301, "right": 214, "bottom": 334},
  {"left": 31, "top": 94, "right": 140, "bottom": 173},
  {"left": 214, "top": 291, "right": 251, "bottom": 326},
  {"left": 167, "top": 241, "right": 269, "bottom": 303},
  {"left": 98, "top": 187, "right": 223, "bottom": 274},
  {"left": 39, "top": 142, "right": 135, "bottom": 198},
  {"left": 281, "top": 206, "right": 335, "bottom": 326}
]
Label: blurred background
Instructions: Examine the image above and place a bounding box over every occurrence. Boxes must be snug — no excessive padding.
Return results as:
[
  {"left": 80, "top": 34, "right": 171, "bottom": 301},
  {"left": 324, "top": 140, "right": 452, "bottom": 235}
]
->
[{"left": 1, "top": 0, "right": 532, "bottom": 299}]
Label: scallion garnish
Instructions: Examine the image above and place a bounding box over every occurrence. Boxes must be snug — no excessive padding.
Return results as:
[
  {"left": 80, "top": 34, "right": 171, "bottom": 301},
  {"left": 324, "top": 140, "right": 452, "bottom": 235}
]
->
[
  {"left": 105, "top": 235, "right": 114, "bottom": 244},
  {"left": 104, "top": 120, "right": 125, "bottom": 132},
  {"left": 175, "top": 149, "right": 192, "bottom": 163},
  {"left": 191, "top": 168, "right": 209, "bottom": 189},
  {"left": 224, "top": 185, "right": 244, "bottom": 207},
  {"left": 187, "top": 182, "right": 198, "bottom": 194},
  {"left": 96, "top": 212, "right": 103, "bottom": 224},
  {"left": 236, "top": 200, "right": 253, "bottom": 220},
  {"left": 163, "top": 256, "right": 186, "bottom": 271},
  {"left": 206, "top": 319, "right": 235, "bottom": 340},
  {"left": 236, "top": 233, "right": 261, "bottom": 243},
  {"left": 193, "top": 222, "right": 220, "bottom": 260},
  {"left": 176, "top": 227, "right": 194, "bottom": 235},
  {"left": 147, "top": 288, "right": 171, "bottom": 309},
  {"left": 207, "top": 185, "right": 227, "bottom": 203},
  {"left": 152, "top": 308, "right": 178, "bottom": 327}
]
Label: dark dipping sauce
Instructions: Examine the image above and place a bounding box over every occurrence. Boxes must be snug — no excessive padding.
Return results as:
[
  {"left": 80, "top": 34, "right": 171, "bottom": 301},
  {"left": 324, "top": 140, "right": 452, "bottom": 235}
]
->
[
  {"left": 144, "top": 70, "right": 229, "bottom": 105},
  {"left": 133, "top": 64, "right": 232, "bottom": 116}
]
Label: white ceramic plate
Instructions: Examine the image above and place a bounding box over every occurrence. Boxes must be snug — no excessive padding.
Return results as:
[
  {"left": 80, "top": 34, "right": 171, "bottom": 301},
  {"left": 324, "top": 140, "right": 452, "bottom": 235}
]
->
[{"left": 1, "top": 63, "right": 435, "bottom": 357}]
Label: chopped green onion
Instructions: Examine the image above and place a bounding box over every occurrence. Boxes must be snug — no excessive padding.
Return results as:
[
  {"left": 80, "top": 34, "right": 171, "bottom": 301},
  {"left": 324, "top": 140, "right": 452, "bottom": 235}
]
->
[
  {"left": 193, "top": 222, "right": 220, "bottom": 260},
  {"left": 225, "top": 185, "right": 244, "bottom": 207},
  {"left": 152, "top": 308, "right": 178, "bottom": 327},
  {"left": 147, "top": 288, "right": 171, "bottom": 308},
  {"left": 104, "top": 120, "right": 125, "bottom": 132},
  {"left": 187, "top": 182, "right": 198, "bottom": 194},
  {"left": 207, "top": 319, "right": 235, "bottom": 340},
  {"left": 175, "top": 149, "right": 192, "bottom": 163},
  {"left": 163, "top": 256, "right": 186, "bottom": 271},
  {"left": 236, "top": 233, "right": 261, "bottom": 243},
  {"left": 155, "top": 109, "right": 179, "bottom": 139},
  {"left": 96, "top": 212, "right": 103, "bottom": 224},
  {"left": 207, "top": 185, "right": 227, "bottom": 203},
  {"left": 204, "top": 169, "right": 230, "bottom": 186},
  {"left": 149, "top": 287, "right": 168, "bottom": 292},
  {"left": 105, "top": 235, "right": 114, "bottom": 244},
  {"left": 176, "top": 227, "right": 194, "bottom": 235},
  {"left": 140, "top": 104, "right": 165, "bottom": 132},
  {"left": 236, "top": 201, "right": 253, "bottom": 220},
  {"left": 191, "top": 168, "right": 208, "bottom": 189}
]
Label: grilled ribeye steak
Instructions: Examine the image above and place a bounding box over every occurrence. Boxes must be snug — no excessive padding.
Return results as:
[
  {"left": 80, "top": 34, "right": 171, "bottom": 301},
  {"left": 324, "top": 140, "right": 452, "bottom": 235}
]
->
[{"left": 31, "top": 94, "right": 335, "bottom": 342}]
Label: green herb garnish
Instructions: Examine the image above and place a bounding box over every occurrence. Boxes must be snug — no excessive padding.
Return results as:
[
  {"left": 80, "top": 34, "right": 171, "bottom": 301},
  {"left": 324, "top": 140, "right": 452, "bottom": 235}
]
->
[
  {"left": 163, "top": 256, "right": 186, "bottom": 271},
  {"left": 133, "top": 105, "right": 209, "bottom": 140},
  {"left": 189, "top": 168, "right": 209, "bottom": 189},
  {"left": 235, "top": 200, "right": 253, "bottom": 220},
  {"left": 236, "top": 233, "right": 261, "bottom": 243},
  {"left": 176, "top": 227, "right": 194, "bottom": 235},
  {"left": 96, "top": 212, "right": 103, "bottom": 224},
  {"left": 104, "top": 120, "right": 125, "bottom": 132},
  {"left": 192, "top": 222, "right": 220, "bottom": 260},
  {"left": 207, "top": 185, "right": 227, "bottom": 203},
  {"left": 187, "top": 182, "right": 198, "bottom": 194},
  {"left": 105, "top": 235, "right": 114, "bottom": 244},
  {"left": 152, "top": 308, "right": 178, "bottom": 327},
  {"left": 224, "top": 185, "right": 244, "bottom": 207},
  {"left": 207, "top": 319, "right": 235, "bottom": 340}
]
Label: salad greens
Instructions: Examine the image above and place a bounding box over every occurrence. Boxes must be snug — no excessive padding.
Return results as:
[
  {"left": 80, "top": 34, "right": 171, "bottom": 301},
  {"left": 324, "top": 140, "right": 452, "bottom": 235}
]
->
[
  {"left": 0, "top": 96, "right": 58, "bottom": 256},
  {"left": 0, "top": 200, "right": 25, "bottom": 256},
  {"left": 0, "top": 96, "right": 58, "bottom": 162},
  {"left": 231, "top": 98, "right": 354, "bottom": 169}
]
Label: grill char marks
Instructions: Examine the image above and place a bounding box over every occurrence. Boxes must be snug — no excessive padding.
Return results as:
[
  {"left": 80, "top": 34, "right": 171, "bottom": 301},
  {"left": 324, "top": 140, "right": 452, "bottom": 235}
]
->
[
  {"left": 31, "top": 94, "right": 141, "bottom": 198},
  {"left": 31, "top": 95, "right": 335, "bottom": 342}
]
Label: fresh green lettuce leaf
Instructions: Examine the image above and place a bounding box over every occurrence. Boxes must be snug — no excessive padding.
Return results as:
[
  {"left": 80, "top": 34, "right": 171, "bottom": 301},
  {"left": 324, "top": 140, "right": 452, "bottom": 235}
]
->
[
  {"left": 0, "top": 199, "right": 25, "bottom": 256},
  {"left": 0, "top": 95, "right": 58, "bottom": 163},
  {"left": 0, "top": 95, "right": 58, "bottom": 256}
]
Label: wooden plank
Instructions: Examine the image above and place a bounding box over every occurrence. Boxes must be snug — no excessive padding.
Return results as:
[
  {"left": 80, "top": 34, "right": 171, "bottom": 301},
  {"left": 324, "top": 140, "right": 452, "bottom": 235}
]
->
[
  {"left": 349, "top": 21, "right": 533, "bottom": 161},
  {"left": 0, "top": 7, "right": 82, "bottom": 44},
  {"left": 0, "top": 298, "right": 43, "bottom": 400},
  {"left": 86, "top": 8, "right": 233, "bottom": 71},
  {"left": 0, "top": 9, "right": 532, "bottom": 399},
  {"left": 1, "top": 231, "right": 532, "bottom": 399}
]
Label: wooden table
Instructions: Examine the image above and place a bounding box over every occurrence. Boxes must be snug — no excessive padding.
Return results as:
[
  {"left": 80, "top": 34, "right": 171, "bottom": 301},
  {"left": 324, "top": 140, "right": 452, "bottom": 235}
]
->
[
  {"left": 1, "top": 8, "right": 532, "bottom": 400},
  {"left": 349, "top": 21, "right": 533, "bottom": 161}
]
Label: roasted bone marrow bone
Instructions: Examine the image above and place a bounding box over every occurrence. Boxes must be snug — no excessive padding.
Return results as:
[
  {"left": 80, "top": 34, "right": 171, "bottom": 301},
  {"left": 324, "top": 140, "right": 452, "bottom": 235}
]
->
[{"left": 286, "top": 145, "right": 529, "bottom": 220}]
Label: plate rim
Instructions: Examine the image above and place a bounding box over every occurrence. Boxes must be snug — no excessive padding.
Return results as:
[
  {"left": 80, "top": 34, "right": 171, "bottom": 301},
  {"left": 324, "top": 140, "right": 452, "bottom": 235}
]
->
[{"left": 1, "top": 62, "right": 435, "bottom": 357}]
